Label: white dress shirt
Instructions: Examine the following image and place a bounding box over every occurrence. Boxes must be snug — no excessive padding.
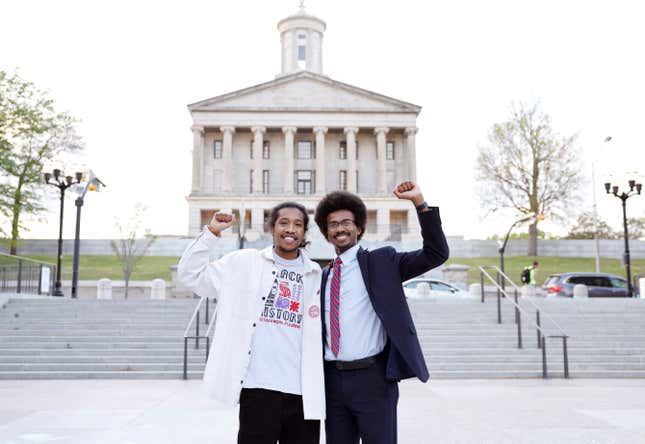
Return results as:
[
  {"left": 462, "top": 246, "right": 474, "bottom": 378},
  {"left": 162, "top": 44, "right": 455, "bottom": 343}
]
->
[{"left": 324, "top": 244, "right": 387, "bottom": 361}]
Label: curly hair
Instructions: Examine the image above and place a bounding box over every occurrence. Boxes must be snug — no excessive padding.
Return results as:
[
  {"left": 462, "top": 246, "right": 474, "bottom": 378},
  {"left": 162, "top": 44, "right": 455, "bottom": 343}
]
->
[
  {"left": 268, "top": 201, "right": 310, "bottom": 247},
  {"left": 314, "top": 191, "right": 367, "bottom": 241}
]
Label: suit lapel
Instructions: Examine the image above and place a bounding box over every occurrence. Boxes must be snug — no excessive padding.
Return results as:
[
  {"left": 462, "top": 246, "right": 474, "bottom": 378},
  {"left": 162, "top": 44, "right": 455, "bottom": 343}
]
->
[
  {"left": 320, "top": 263, "right": 331, "bottom": 342},
  {"left": 357, "top": 247, "right": 372, "bottom": 296}
]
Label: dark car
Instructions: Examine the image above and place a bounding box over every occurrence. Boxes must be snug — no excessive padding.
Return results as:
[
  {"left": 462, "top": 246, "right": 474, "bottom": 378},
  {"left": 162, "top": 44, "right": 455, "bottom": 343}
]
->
[{"left": 542, "top": 272, "right": 630, "bottom": 297}]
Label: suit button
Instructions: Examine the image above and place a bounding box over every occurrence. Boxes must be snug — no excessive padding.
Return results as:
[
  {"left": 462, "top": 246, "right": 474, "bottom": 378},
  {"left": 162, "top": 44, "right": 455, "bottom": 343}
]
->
[
  {"left": 262, "top": 297, "right": 266, "bottom": 301},
  {"left": 240, "top": 380, "right": 243, "bottom": 384},
  {"left": 253, "top": 323, "right": 256, "bottom": 327}
]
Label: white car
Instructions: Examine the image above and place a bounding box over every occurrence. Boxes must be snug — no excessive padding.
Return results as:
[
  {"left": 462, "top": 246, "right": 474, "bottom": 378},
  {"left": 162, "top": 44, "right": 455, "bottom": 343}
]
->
[{"left": 402, "top": 278, "right": 472, "bottom": 300}]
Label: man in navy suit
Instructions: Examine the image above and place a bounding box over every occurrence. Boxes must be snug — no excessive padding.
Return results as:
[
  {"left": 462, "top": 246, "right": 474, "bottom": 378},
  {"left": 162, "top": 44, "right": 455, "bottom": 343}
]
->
[{"left": 314, "top": 180, "right": 449, "bottom": 444}]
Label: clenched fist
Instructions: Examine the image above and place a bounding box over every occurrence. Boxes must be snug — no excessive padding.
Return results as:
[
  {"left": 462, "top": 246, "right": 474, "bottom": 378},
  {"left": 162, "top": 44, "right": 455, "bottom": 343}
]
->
[
  {"left": 393, "top": 181, "right": 425, "bottom": 207},
  {"left": 209, "top": 212, "right": 235, "bottom": 235}
]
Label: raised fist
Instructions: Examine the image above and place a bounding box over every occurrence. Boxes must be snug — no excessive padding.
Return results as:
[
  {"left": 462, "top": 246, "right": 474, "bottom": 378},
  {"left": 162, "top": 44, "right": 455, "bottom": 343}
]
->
[
  {"left": 209, "top": 212, "right": 235, "bottom": 233},
  {"left": 393, "top": 181, "right": 424, "bottom": 205}
]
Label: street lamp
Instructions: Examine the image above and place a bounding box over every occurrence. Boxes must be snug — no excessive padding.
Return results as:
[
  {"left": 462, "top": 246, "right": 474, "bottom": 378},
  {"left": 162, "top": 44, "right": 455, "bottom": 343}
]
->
[
  {"left": 44, "top": 168, "right": 83, "bottom": 297},
  {"left": 498, "top": 213, "right": 542, "bottom": 288},
  {"left": 71, "top": 170, "right": 105, "bottom": 299},
  {"left": 604, "top": 178, "right": 642, "bottom": 297},
  {"left": 592, "top": 136, "right": 613, "bottom": 272}
]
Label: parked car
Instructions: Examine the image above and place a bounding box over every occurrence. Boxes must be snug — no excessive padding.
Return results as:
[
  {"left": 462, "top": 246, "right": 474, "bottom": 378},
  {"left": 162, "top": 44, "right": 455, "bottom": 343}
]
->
[
  {"left": 542, "top": 272, "right": 630, "bottom": 297},
  {"left": 402, "top": 278, "right": 473, "bottom": 299}
]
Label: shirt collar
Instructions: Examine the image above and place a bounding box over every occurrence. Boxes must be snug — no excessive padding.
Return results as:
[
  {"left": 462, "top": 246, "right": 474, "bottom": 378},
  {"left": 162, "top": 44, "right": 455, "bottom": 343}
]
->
[
  {"left": 261, "top": 246, "right": 315, "bottom": 273},
  {"left": 337, "top": 243, "right": 360, "bottom": 264}
]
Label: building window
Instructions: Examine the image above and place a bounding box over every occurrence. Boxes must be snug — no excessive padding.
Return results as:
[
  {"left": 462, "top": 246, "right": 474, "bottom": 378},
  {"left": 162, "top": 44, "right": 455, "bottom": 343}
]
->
[
  {"left": 297, "top": 33, "right": 306, "bottom": 69},
  {"left": 214, "top": 140, "right": 222, "bottom": 159},
  {"left": 249, "top": 170, "right": 253, "bottom": 193},
  {"left": 250, "top": 140, "right": 254, "bottom": 159},
  {"left": 262, "top": 170, "right": 269, "bottom": 194},
  {"left": 295, "top": 170, "right": 314, "bottom": 195},
  {"left": 262, "top": 141, "right": 270, "bottom": 159},
  {"left": 339, "top": 170, "right": 347, "bottom": 190},
  {"left": 297, "top": 140, "right": 313, "bottom": 159},
  {"left": 386, "top": 141, "right": 395, "bottom": 160},
  {"left": 356, "top": 142, "right": 359, "bottom": 160},
  {"left": 339, "top": 142, "right": 347, "bottom": 159},
  {"left": 356, "top": 170, "right": 359, "bottom": 193}
]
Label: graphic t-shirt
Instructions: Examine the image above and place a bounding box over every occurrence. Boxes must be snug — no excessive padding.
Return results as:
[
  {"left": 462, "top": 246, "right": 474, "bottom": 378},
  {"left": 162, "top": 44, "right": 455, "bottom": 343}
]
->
[{"left": 242, "top": 251, "right": 305, "bottom": 395}]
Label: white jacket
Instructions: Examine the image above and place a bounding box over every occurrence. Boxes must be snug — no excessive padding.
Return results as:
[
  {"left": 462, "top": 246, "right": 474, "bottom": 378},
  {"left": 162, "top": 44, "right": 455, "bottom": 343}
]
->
[{"left": 177, "top": 228, "right": 326, "bottom": 419}]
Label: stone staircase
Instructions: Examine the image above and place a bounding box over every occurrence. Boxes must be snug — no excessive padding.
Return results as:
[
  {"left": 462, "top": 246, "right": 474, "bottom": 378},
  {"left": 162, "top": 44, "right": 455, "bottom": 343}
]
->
[
  {"left": 1, "top": 295, "right": 644, "bottom": 379},
  {"left": 411, "top": 296, "right": 645, "bottom": 378},
  {"left": 0, "top": 297, "right": 208, "bottom": 379}
]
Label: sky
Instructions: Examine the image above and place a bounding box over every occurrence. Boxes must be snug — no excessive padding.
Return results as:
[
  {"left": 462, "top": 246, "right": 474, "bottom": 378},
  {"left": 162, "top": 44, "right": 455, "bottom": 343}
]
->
[{"left": 2, "top": 0, "right": 644, "bottom": 240}]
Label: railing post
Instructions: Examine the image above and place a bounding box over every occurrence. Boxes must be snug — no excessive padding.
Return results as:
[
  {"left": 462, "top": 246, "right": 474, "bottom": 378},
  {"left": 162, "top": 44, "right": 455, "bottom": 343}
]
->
[
  {"left": 514, "top": 288, "right": 519, "bottom": 325},
  {"left": 205, "top": 297, "right": 210, "bottom": 325},
  {"left": 38, "top": 264, "right": 44, "bottom": 295},
  {"left": 496, "top": 285, "right": 502, "bottom": 324},
  {"left": 205, "top": 337, "right": 210, "bottom": 363},
  {"left": 517, "top": 308, "right": 523, "bottom": 349},
  {"left": 563, "top": 336, "right": 570, "bottom": 379},
  {"left": 17, "top": 260, "right": 23, "bottom": 294},
  {"left": 480, "top": 271, "right": 485, "bottom": 303},
  {"left": 536, "top": 311, "right": 542, "bottom": 348},
  {"left": 541, "top": 335, "right": 548, "bottom": 379},
  {"left": 183, "top": 337, "right": 188, "bottom": 380},
  {"left": 195, "top": 311, "right": 200, "bottom": 349}
]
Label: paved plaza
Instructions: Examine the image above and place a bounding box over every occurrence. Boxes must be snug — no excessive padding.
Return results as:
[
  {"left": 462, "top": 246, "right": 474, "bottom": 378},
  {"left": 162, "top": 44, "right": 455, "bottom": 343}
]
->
[{"left": 0, "top": 379, "right": 644, "bottom": 443}]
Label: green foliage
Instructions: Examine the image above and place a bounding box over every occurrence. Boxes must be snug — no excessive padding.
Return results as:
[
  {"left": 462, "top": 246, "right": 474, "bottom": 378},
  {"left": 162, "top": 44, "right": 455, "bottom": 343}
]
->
[
  {"left": 476, "top": 102, "right": 583, "bottom": 255},
  {"left": 0, "top": 69, "right": 83, "bottom": 254},
  {"left": 565, "top": 212, "right": 620, "bottom": 240}
]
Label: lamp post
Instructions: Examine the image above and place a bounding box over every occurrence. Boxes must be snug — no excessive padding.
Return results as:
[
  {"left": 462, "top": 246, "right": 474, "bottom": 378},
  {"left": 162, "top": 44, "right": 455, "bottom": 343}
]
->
[
  {"left": 592, "top": 136, "right": 613, "bottom": 272},
  {"left": 498, "top": 213, "right": 541, "bottom": 288},
  {"left": 71, "top": 171, "right": 105, "bottom": 299},
  {"left": 604, "top": 178, "right": 642, "bottom": 297},
  {"left": 44, "top": 168, "right": 83, "bottom": 297}
]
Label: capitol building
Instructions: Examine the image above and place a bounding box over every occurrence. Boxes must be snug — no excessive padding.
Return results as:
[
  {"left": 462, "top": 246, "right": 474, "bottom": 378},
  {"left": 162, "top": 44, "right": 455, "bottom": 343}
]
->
[{"left": 186, "top": 4, "right": 423, "bottom": 260}]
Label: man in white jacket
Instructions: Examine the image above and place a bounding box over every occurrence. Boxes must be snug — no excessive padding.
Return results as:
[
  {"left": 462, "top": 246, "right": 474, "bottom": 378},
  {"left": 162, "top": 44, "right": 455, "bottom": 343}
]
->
[{"left": 178, "top": 202, "right": 325, "bottom": 444}]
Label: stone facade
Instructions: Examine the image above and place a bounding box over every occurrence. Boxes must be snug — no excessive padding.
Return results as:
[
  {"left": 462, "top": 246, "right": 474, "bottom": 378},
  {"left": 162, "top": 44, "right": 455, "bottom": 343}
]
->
[{"left": 186, "top": 6, "right": 422, "bottom": 259}]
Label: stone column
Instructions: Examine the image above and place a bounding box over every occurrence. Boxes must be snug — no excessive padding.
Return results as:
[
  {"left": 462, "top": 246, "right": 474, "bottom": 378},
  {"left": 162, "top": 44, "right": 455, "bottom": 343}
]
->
[
  {"left": 282, "top": 126, "right": 297, "bottom": 194},
  {"left": 251, "top": 126, "right": 266, "bottom": 193},
  {"left": 251, "top": 207, "right": 264, "bottom": 232},
  {"left": 314, "top": 126, "right": 327, "bottom": 194},
  {"left": 376, "top": 207, "right": 390, "bottom": 241},
  {"left": 344, "top": 127, "right": 358, "bottom": 192},
  {"left": 405, "top": 127, "right": 418, "bottom": 183},
  {"left": 220, "top": 126, "right": 235, "bottom": 192},
  {"left": 375, "top": 127, "right": 389, "bottom": 194},
  {"left": 191, "top": 125, "right": 204, "bottom": 192}
]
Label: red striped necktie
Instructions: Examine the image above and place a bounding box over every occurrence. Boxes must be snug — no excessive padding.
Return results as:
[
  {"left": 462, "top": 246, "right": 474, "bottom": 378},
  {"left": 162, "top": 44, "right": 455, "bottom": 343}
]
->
[{"left": 330, "top": 257, "right": 343, "bottom": 357}]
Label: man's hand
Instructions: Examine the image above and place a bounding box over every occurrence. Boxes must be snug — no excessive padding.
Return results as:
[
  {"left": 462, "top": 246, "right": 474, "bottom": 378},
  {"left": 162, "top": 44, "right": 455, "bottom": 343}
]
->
[
  {"left": 393, "top": 181, "right": 425, "bottom": 207},
  {"left": 209, "top": 212, "right": 235, "bottom": 235}
]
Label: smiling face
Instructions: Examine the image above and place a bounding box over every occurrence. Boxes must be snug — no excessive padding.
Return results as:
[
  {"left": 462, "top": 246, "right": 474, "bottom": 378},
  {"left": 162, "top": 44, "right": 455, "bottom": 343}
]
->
[
  {"left": 326, "top": 209, "right": 362, "bottom": 254},
  {"left": 271, "top": 207, "right": 306, "bottom": 259}
]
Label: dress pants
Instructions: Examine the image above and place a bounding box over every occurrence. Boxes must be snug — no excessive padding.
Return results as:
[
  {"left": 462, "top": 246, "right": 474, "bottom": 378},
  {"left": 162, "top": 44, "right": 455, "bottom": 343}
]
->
[
  {"left": 237, "top": 388, "right": 320, "bottom": 444},
  {"left": 324, "top": 356, "right": 399, "bottom": 444}
]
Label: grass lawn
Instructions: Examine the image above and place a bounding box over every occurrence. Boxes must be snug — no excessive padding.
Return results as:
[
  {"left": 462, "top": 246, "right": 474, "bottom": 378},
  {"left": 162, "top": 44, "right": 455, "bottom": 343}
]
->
[
  {"left": 6, "top": 254, "right": 645, "bottom": 285},
  {"left": 10, "top": 255, "right": 181, "bottom": 281},
  {"left": 445, "top": 256, "right": 645, "bottom": 285}
]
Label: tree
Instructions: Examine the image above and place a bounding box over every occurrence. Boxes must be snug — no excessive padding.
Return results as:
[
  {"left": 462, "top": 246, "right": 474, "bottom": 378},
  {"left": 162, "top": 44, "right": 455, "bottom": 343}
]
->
[
  {"left": 565, "top": 212, "right": 619, "bottom": 240},
  {"left": 627, "top": 216, "right": 645, "bottom": 241},
  {"left": 476, "top": 102, "right": 583, "bottom": 256},
  {"left": 110, "top": 204, "right": 157, "bottom": 299},
  {"left": 0, "top": 70, "right": 82, "bottom": 254}
]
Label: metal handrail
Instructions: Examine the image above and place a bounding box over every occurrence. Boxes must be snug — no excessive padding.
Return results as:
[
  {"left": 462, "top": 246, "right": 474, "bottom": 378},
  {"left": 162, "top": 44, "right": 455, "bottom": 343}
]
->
[
  {"left": 0, "top": 253, "right": 56, "bottom": 295},
  {"left": 492, "top": 265, "right": 568, "bottom": 338},
  {"left": 182, "top": 295, "right": 216, "bottom": 380},
  {"left": 479, "top": 266, "right": 569, "bottom": 378}
]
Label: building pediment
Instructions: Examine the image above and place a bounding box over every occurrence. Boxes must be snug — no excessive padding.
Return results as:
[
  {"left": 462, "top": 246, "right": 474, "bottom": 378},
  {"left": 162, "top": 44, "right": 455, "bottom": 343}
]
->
[{"left": 188, "top": 72, "right": 421, "bottom": 114}]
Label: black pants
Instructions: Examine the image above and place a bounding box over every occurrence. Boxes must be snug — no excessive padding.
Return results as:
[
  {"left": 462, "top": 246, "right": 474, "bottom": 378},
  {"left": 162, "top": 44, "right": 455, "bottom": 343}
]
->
[
  {"left": 237, "top": 388, "right": 320, "bottom": 444},
  {"left": 324, "top": 356, "right": 399, "bottom": 444}
]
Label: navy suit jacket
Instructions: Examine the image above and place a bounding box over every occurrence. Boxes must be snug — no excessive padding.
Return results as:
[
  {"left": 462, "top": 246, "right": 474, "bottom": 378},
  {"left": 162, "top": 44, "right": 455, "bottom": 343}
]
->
[{"left": 321, "top": 207, "right": 449, "bottom": 382}]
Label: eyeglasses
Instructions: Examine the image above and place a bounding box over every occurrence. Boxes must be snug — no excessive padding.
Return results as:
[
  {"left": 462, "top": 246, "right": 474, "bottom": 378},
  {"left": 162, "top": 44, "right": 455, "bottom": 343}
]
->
[{"left": 328, "top": 219, "right": 355, "bottom": 230}]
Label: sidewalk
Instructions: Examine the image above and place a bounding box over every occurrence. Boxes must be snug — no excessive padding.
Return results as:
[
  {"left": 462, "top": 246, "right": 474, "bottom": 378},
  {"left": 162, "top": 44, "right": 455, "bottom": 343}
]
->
[{"left": 1, "top": 379, "right": 644, "bottom": 443}]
